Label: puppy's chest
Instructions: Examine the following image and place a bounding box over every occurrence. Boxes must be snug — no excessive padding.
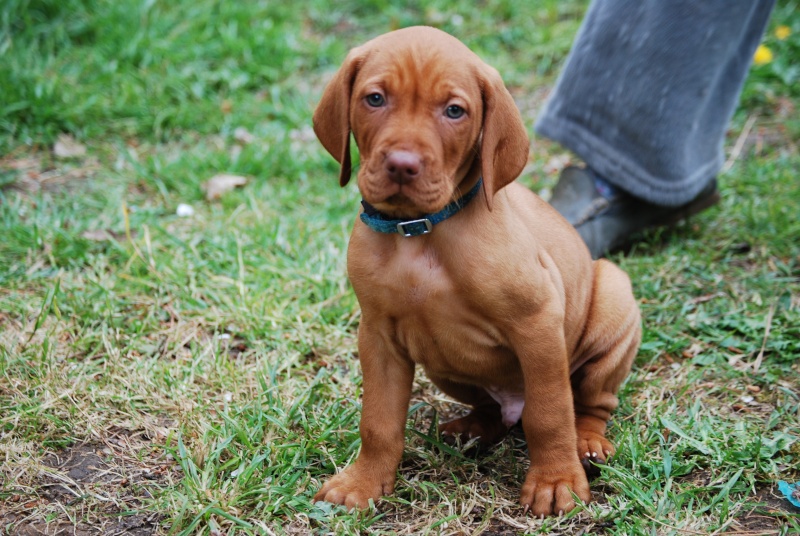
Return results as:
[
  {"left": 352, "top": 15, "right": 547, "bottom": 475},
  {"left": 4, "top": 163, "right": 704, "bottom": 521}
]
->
[
  {"left": 371, "top": 247, "right": 467, "bottom": 311},
  {"left": 384, "top": 251, "right": 452, "bottom": 307},
  {"left": 361, "top": 249, "right": 515, "bottom": 378}
]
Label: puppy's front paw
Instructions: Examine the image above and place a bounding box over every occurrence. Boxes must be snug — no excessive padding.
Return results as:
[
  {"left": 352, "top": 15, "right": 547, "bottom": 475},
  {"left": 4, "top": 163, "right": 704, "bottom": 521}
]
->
[
  {"left": 520, "top": 462, "right": 591, "bottom": 517},
  {"left": 313, "top": 464, "right": 394, "bottom": 510}
]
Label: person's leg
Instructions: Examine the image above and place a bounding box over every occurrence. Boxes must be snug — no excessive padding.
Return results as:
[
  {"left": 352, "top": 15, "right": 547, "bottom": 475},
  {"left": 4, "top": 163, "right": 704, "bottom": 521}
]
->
[{"left": 538, "top": 0, "right": 775, "bottom": 256}]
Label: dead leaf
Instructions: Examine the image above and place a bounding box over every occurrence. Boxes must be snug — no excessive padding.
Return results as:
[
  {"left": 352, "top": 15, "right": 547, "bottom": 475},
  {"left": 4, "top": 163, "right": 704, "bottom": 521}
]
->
[
  {"left": 81, "top": 229, "right": 134, "bottom": 242},
  {"left": 54, "top": 134, "right": 86, "bottom": 159},
  {"left": 82, "top": 230, "right": 113, "bottom": 241},
  {"left": 681, "top": 343, "right": 703, "bottom": 358},
  {"left": 233, "top": 127, "right": 255, "bottom": 145},
  {"left": 202, "top": 173, "right": 248, "bottom": 201},
  {"left": 4, "top": 157, "right": 40, "bottom": 171}
]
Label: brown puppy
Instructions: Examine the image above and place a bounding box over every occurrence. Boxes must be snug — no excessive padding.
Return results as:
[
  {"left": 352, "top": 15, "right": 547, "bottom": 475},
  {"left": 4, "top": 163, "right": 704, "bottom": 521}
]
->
[{"left": 312, "top": 26, "right": 641, "bottom": 517}]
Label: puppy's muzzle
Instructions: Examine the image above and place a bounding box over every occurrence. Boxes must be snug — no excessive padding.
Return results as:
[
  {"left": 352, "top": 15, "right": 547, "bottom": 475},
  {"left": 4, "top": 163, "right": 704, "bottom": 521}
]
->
[{"left": 385, "top": 151, "right": 422, "bottom": 185}]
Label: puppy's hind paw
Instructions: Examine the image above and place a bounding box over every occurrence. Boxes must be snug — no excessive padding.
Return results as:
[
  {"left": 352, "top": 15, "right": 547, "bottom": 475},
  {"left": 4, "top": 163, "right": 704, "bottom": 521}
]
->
[
  {"left": 576, "top": 429, "right": 614, "bottom": 478},
  {"left": 438, "top": 407, "right": 508, "bottom": 447}
]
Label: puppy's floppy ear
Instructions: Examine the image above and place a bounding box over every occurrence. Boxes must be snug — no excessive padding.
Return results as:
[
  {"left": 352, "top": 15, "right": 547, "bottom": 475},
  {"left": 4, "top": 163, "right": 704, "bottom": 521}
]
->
[
  {"left": 478, "top": 64, "right": 530, "bottom": 210},
  {"left": 313, "top": 46, "right": 366, "bottom": 187}
]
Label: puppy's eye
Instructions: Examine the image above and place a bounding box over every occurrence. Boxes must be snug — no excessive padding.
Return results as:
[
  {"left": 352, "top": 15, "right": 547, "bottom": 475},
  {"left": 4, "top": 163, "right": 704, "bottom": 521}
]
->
[
  {"left": 366, "top": 93, "right": 385, "bottom": 107},
  {"left": 445, "top": 105, "right": 465, "bottom": 119}
]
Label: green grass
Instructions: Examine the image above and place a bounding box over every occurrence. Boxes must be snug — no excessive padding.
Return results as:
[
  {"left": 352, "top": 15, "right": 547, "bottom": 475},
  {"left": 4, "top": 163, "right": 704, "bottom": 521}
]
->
[{"left": 2, "top": 0, "right": 800, "bottom": 534}]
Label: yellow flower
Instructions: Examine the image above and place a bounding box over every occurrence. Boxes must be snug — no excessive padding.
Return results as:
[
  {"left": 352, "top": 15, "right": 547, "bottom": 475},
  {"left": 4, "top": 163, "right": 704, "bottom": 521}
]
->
[
  {"left": 753, "top": 44, "right": 773, "bottom": 65},
  {"left": 775, "top": 25, "right": 791, "bottom": 40}
]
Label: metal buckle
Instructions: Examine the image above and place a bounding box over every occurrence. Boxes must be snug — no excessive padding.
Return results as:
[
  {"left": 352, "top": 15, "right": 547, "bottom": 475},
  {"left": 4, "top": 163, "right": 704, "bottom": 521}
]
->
[{"left": 396, "top": 218, "right": 433, "bottom": 237}]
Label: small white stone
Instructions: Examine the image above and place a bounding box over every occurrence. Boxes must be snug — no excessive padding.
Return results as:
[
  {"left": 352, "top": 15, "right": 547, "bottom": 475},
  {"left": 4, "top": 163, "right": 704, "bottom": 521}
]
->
[{"left": 176, "top": 203, "right": 195, "bottom": 217}]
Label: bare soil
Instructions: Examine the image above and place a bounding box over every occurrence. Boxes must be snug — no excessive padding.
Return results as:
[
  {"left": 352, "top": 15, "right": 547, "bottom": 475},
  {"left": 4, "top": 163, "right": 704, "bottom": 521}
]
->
[{"left": 0, "top": 433, "right": 176, "bottom": 535}]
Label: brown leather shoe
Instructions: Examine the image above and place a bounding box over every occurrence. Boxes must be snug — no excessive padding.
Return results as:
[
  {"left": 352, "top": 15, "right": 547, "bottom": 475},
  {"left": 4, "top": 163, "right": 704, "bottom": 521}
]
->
[{"left": 549, "top": 166, "right": 721, "bottom": 258}]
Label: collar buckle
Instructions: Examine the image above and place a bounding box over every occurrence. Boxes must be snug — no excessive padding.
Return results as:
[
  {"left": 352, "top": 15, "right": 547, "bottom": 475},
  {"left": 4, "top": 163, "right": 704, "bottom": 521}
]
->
[
  {"left": 396, "top": 218, "right": 433, "bottom": 237},
  {"left": 359, "top": 178, "right": 482, "bottom": 236}
]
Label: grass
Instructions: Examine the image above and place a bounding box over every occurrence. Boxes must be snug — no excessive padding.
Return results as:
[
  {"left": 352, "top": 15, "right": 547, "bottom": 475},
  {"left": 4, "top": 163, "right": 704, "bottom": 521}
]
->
[{"left": 1, "top": 0, "right": 799, "bottom": 534}]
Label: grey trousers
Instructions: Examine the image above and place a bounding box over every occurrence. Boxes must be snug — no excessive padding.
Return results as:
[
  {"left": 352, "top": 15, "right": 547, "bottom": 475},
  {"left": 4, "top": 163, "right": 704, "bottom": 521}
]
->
[{"left": 535, "top": 0, "right": 776, "bottom": 207}]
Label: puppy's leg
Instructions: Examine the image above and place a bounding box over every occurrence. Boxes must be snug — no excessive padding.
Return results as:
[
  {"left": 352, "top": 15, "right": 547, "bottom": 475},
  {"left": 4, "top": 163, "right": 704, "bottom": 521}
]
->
[
  {"left": 513, "top": 313, "right": 592, "bottom": 517},
  {"left": 430, "top": 376, "right": 508, "bottom": 446},
  {"left": 572, "top": 259, "right": 641, "bottom": 471},
  {"left": 314, "top": 326, "right": 414, "bottom": 509}
]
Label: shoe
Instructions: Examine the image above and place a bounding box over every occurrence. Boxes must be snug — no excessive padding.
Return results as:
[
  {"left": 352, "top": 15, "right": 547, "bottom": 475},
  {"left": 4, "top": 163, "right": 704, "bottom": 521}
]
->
[{"left": 549, "top": 166, "right": 721, "bottom": 259}]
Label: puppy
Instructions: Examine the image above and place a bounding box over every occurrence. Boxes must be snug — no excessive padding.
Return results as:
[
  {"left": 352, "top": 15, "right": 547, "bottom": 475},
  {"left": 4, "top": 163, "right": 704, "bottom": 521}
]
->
[{"left": 312, "top": 26, "right": 640, "bottom": 517}]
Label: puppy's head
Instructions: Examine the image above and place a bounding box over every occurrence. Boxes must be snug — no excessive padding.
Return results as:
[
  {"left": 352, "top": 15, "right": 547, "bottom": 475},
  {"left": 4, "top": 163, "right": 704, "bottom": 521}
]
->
[{"left": 313, "top": 26, "right": 529, "bottom": 218}]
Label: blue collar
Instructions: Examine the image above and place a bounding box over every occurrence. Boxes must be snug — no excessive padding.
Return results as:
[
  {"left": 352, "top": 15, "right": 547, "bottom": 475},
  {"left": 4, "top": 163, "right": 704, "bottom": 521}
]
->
[{"left": 359, "top": 179, "right": 483, "bottom": 237}]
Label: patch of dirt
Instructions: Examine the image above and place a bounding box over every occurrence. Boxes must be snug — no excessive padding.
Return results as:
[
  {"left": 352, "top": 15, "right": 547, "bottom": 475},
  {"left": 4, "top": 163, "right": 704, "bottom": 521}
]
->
[
  {"left": 676, "top": 468, "right": 714, "bottom": 488},
  {"left": 731, "top": 485, "right": 799, "bottom": 534},
  {"left": 3, "top": 513, "right": 162, "bottom": 536},
  {"left": 480, "top": 519, "right": 525, "bottom": 535},
  {"left": 0, "top": 433, "right": 177, "bottom": 535}
]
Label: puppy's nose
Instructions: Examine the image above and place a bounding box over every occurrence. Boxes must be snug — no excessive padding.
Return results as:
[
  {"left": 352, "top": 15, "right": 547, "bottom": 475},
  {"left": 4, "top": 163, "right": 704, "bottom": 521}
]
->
[{"left": 385, "top": 151, "right": 421, "bottom": 185}]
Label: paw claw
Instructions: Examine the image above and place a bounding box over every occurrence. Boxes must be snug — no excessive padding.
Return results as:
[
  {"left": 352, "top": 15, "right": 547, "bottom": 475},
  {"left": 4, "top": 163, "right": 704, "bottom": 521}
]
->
[{"left": 577, "top": 428, "right": 615, "bottom": 478}]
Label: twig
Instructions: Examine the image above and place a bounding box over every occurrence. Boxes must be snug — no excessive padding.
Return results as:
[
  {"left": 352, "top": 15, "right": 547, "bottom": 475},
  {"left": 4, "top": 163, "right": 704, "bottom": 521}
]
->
[
  {"left": 689, "top": 292, "right": 725, "bottom": 305},
  {"left": 752, "top": 303, "right": 776, "bottom": 372},
  {"left": 722, "top": 115, "right": 757, "bottom": 173},
  {"left": 711, "top": 532, "right": 779, "bottom": 536}
]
